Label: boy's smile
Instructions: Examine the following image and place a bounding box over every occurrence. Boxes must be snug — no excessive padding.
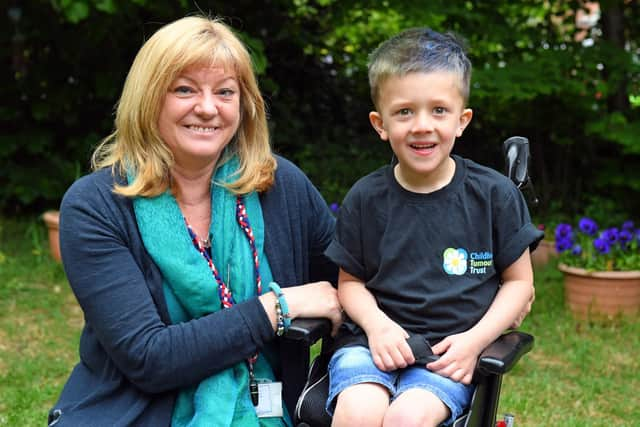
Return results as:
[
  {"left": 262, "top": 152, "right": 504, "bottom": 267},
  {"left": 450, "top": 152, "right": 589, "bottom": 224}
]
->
[{"left": 369, "top": 71, "right": 472, "bottom": 193}]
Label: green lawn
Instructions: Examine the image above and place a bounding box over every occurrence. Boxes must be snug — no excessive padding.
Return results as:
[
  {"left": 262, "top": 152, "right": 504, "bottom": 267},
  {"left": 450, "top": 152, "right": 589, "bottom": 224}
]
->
[
  {"left": 0, "top": 217, "right": 81, "bottom": 426},
  {"left": 1, "top": 216, "right": 638, "bottom": 426}
]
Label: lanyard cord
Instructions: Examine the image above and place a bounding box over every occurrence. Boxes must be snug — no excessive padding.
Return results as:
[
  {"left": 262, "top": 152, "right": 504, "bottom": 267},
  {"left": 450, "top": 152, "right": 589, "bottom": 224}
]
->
[
  {"left": 184, "top": 196, "right": 263, "bottom": 307},
  {"left": 184, "top": 195, "right": 262, "bottom": 369}
]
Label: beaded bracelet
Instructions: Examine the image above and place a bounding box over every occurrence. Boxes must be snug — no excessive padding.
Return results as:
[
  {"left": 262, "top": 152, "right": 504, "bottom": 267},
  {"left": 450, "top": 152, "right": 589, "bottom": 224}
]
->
[
  {"left": 274, "top": 300, "right": 285, "bottom": 336},
  {"left": 269, "top": 282, "right": 291, "bottom": 335}
]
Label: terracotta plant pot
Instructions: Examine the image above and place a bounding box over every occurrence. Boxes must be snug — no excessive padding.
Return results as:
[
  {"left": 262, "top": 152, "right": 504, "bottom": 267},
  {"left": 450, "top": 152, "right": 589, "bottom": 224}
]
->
[
  {"left": 42, "top": 210, "right": 61, "bottom": 262},
  {"left": 558, "top": 263, "right": 640, "bottom": 320},
  {"left": 531, "top": 239, "right": 556, "bottom": 268}
]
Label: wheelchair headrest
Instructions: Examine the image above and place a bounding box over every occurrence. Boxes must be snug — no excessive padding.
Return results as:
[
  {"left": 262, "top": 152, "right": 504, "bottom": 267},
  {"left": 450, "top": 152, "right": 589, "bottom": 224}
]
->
[{"left": 503, "top": 136, "right": 530, "bottom": 188}]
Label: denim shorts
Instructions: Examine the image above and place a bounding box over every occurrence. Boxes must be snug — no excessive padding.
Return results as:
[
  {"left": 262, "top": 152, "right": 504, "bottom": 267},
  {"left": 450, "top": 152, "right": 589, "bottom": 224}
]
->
[{"left": 326, "top": 345, "right": 475, "bottom": 426}]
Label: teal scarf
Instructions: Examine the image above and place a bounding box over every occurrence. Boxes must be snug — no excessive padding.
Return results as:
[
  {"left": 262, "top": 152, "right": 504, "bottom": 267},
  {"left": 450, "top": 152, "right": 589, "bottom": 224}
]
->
[{"left": 133, "top": 159, "right": 286, "bottom": 427}]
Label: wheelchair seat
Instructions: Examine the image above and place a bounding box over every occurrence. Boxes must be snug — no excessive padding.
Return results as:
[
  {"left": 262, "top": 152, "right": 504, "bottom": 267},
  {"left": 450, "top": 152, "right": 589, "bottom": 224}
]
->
[{"left": 283, "top": 318, "right": 533, "bottom": 427}]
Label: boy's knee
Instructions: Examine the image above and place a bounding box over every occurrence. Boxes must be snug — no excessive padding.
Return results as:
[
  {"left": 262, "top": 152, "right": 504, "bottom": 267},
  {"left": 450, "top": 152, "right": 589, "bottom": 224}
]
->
[
  {"left": 332, "top": 384, "right": 389, "bottom": 427},
  {"left": 333, "top": 408, "right": 383, "bottom": 427},
  {"left": 383, "top": 389, "right": 450, "bottom": 427},
  {"left": 383, "top": 409, "right": 439, "bottom": 427}
]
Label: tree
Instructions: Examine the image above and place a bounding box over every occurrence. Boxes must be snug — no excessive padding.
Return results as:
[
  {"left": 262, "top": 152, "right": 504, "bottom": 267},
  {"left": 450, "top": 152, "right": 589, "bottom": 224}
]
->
[
  {"left": 286, "top": 0, "right": 640, "bottom": 219},
  {"left": 2, "top": 0, "right": 639, "bottom": 221}
]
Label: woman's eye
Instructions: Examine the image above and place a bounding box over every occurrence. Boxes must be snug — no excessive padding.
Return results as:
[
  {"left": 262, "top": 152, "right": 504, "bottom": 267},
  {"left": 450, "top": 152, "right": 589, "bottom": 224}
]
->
[
  {"left": 174, "top": 86, "right": 194, "bottom": 94},
  {"left": 218, "top": 88, "right": 235, "bottom": 97}
]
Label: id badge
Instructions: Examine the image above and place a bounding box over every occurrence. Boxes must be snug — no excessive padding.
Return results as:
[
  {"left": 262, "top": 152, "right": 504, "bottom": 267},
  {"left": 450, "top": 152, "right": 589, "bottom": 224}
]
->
[{"left": 255, "top": 381, "right": 284, "bottom": 418}]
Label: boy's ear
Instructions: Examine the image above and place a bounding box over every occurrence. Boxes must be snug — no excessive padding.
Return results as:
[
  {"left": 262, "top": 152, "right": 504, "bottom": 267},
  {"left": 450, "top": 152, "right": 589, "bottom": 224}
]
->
[
  {"left": 456, "top": 108, "right": 473, "bottom": 137},
  {"left": 369, "top": 111, "right": 388, "bottom": 141}
]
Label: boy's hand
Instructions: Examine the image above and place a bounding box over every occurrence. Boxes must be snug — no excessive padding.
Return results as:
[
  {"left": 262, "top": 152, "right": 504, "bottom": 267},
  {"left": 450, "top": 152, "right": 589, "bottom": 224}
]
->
[
  {"left": 426, "top": 331, "right": 481, "bottom": 385},
  {"left": 366, "top": 317, "right": 414, "bottom": 371}
]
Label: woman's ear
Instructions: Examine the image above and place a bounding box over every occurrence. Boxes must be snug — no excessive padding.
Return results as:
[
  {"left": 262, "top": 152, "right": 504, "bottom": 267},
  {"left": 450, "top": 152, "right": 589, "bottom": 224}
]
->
[
  {"left": 456, "top": 108, "right": 473, "bottom": 137},
  {"left": 369, "top": 111, "right": 388, "bottom": 141}
]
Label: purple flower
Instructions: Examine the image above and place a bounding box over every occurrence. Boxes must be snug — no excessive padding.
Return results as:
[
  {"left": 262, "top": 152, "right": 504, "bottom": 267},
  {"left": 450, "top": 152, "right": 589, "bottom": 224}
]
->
[
  {"left": 621, "top": 220, "right": 635, "bottom": 230},
  {"left": 329, "top": 202, "right": 340, "bottom": 213},
  {"left": 555, "top": 237, "right": 573, "bottom": 253},
  {"left": 601, "top": 228, "right": 619, "bottom": 244},
  {"left": 593, "top": 237, "right": 610, "bottom": 254},
  {"left": 555, "top": 217, "right": 639, "bottom": 270},
  {"left": 619, "top": 229, "right": 633, "bottom": 246},
  {"left": 578, "top": 217, "right": 598, "bottom": 236},
  {"left": 555, "top": 223, "right": 573, "bottom": 241},
  {"left": 571, "top": 244, "right": 582, "bottom": 255}
]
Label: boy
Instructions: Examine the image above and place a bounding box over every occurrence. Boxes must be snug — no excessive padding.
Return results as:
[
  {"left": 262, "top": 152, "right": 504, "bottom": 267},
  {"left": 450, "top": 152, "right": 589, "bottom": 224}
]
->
[{"left": 325, "top": 28, "right": 543, "bottom": 427}]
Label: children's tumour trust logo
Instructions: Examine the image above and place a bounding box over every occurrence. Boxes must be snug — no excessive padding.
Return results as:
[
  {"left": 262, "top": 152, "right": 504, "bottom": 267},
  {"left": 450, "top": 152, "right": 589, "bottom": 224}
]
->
[
  {"left": 443, "top": 248, "right": 494, "bottom": 275},
  {"left": 443, "top": 248, "right": 468, "bottom": 275}
]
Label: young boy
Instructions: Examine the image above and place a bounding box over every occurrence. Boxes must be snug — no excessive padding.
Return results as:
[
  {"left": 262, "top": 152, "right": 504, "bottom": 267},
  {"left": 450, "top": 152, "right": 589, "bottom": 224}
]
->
[{"left": 324, "top": 28, "right": 543, "bottom": 427}]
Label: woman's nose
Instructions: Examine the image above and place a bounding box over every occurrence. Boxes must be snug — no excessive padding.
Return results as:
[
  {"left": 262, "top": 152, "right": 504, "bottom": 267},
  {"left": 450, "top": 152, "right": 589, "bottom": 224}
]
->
[{"left": 194, "top": 93, "right": 218, "bottom": 117}]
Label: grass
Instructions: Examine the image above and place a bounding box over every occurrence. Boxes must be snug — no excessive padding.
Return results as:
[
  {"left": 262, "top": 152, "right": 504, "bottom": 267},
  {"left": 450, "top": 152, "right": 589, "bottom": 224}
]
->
[
  {"left": 498, "top": 263, "right": 640, "bottom": 426},
  {"left": 1, "top": 216, "right": 639, "bottom": 426},
  {"left": 0, "top": 217, "right": 82, "bottom": 426}
]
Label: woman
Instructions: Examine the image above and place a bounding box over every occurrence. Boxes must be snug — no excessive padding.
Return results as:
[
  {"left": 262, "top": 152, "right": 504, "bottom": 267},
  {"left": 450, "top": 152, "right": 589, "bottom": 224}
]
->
[{"left": 49, "top": 16, "right": 342, "bottom": 427}]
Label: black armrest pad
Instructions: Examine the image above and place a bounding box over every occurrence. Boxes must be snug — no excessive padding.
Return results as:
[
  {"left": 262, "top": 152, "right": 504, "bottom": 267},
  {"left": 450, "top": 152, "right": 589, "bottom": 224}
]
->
[
  {"left": 283, "top": 317, "right": 331, "bottom": 344},
  {"left": 477, "top": 331, "right": 534, "bottom": 376}
]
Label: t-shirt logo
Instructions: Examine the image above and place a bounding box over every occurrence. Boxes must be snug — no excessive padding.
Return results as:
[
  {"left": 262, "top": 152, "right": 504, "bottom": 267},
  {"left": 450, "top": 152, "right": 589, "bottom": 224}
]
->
[
  {"left": 443, "top": 248, "right": 494, "bottom": 275},
  {"left": 443, "top": 248, "right": 468, "bottom": 275}
]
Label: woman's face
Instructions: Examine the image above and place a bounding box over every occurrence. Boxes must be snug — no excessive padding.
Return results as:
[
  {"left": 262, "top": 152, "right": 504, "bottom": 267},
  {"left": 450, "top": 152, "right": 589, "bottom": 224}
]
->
[{"left": 158, "top": 64, "right": 241, "bottom": 171}]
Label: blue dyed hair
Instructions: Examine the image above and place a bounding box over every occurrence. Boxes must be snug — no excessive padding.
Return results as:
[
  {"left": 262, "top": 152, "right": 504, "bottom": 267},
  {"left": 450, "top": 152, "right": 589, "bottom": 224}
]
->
[{"left": 367, "top": 28, "right": 472, "bottom": 108}]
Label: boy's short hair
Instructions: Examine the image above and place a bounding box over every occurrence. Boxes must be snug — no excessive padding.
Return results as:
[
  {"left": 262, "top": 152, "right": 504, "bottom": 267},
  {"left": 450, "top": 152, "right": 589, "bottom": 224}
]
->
[{"left": 367, "top": 28, "right": 472, "bottom": 108}]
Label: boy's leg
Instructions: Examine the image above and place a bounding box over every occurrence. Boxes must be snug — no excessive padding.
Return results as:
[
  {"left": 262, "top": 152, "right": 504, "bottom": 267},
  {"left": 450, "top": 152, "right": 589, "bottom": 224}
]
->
[
  {"left": 326, "top": 345, "right": 396, "bottom": 427},
  {"left": 390, "top": 366, "right": 475, "bottom": 427},
  {"left": 332, "top": 383, "right": 390, "bottom": 427},
  {"left": 383, "top": 388, "right": 448, "bottom": 427}
]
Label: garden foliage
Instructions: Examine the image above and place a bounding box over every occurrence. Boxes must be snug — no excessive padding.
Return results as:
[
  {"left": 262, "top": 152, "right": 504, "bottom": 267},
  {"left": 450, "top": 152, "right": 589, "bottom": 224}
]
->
[{"left": 2, "top": 0, "right": 640, "bottom": 219}]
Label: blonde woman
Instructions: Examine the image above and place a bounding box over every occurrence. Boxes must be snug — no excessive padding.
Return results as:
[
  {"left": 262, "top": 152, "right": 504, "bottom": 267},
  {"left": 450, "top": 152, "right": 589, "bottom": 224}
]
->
[{"left": 49, "top": 16, "right": 341, "bottom": 427}]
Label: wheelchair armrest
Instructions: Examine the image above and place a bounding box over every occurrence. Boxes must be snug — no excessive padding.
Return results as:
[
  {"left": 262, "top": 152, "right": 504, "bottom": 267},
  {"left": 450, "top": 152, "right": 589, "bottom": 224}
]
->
[
  {"left": 284, "top": 317, "right": 332, "bottom": 344},
  {"left": 476, "top": 331, "right": 534, "bottom": 376}
]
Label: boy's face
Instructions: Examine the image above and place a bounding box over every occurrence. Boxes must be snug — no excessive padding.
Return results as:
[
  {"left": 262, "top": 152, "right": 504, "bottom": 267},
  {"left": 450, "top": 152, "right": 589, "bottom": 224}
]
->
[{"left": 369, "top": 71, "right": 472, "bottom": 190}]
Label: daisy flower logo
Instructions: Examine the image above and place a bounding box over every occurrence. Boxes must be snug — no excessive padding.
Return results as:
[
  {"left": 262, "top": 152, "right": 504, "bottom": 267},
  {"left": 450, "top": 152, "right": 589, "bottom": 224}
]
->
[{"left": 443, "top": 248, "right": 468, "bottom": 275}]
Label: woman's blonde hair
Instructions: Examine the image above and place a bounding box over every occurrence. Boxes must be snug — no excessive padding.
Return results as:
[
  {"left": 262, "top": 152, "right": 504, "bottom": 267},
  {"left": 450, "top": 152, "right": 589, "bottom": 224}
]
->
[{"left": 92, "top": 15, "right": 275, "bottom": 196}]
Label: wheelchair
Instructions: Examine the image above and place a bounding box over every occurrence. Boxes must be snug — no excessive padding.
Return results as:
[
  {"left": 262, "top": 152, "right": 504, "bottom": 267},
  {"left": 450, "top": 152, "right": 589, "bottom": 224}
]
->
[{"left": 281, "top": 137, "right": 537, "bottom": 427}]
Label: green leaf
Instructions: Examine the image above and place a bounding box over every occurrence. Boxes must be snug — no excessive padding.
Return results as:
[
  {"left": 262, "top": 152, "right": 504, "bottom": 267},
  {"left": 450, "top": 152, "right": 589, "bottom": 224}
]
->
[
  {"left": 586, "top": 113, "right": 640, "bottom": 154},
  {"left": 95, "top": 0, "right": 116, "bottom": 14},
  {"left": 63, "top": 1, "right": 90, "bottom": 23}
]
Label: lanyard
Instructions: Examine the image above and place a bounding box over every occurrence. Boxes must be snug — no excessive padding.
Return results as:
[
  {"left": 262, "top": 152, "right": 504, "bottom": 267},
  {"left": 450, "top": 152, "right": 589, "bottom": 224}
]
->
[
  {"left": 185, "top": 196, "right": 263, "bottom": 305},
  {"left": 184, "top": 195, "right": 263, "bottom": 405}
]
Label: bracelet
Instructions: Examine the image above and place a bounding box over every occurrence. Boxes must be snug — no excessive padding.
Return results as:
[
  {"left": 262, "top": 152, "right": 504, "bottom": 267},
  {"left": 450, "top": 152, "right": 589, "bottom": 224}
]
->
[
  {"left": 274, "top": 300, "right": 285, "bottom": 336},
  {"left": 269, "top": 282, "right": 291, "bottom": 334}
]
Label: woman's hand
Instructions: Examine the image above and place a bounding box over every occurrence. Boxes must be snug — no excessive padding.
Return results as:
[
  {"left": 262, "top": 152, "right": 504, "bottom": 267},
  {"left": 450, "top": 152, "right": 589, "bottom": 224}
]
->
[{"left": 281, "top": 281, "right": 343, "bottom": 336}]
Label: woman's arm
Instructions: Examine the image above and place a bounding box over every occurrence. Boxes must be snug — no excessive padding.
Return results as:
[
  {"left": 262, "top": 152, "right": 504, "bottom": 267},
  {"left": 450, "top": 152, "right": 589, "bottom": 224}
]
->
[
  {"left": 60, "top": 175, "right": 276, "bottom": 393},
  {"left": 260, "top": 156, "right": 343, "bottom": 335}
]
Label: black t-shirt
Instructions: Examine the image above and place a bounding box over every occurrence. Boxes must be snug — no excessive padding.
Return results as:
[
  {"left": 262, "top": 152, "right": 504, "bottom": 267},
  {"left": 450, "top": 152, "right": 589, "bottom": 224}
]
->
[{"left": 326, "top": 155, "right": 543, "bottom": 345}]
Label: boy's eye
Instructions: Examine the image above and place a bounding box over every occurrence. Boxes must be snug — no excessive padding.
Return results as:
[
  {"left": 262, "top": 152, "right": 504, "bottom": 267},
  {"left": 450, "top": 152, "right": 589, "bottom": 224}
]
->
[
  {"left": 397, "top": 108, "right": 412, "bottom": 116},
  {"left": 433, "top": 106, "right": 447, "bottom": 115}
]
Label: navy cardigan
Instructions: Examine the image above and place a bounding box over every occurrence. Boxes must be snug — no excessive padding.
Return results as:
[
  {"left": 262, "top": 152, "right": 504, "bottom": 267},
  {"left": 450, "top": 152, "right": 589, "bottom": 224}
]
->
[{"left": 49, "top": 155, "right": 337, "bottom": 426}]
